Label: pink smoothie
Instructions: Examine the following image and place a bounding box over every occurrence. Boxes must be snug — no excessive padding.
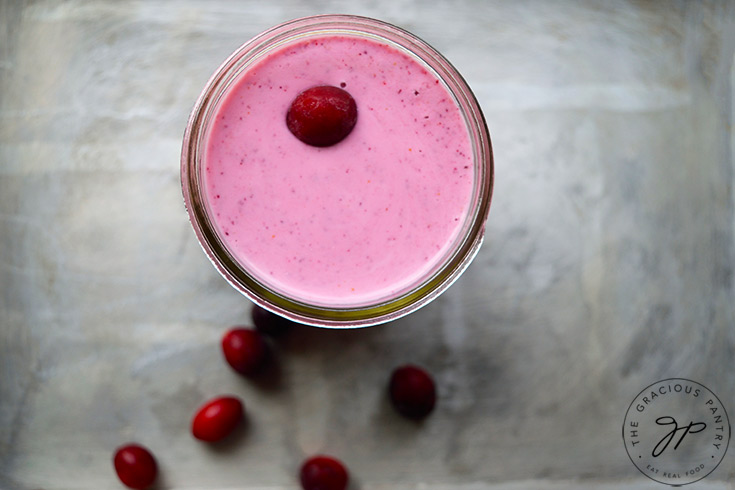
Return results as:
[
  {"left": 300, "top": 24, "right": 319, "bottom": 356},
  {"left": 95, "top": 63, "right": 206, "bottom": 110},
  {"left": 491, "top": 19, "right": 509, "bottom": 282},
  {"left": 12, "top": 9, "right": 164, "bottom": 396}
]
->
[{"left": 204, "top": 35, "right": 474, "bottom": 306}]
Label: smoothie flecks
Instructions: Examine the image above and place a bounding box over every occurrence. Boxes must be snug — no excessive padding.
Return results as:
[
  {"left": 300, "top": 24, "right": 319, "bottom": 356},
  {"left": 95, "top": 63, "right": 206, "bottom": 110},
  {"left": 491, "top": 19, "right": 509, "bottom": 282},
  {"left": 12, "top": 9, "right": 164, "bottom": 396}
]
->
[{"left": 203, "top": 35, "right": 474, "bottom": 306}]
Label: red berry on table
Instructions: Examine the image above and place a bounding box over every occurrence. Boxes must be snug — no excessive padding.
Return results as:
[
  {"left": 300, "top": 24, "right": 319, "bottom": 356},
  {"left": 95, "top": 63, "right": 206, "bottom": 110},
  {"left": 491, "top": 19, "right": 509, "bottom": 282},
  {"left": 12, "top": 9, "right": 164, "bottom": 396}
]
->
[
  {"left": 252, "top": 304, "right": 294, "bottom": 337},
  {"left": 113, "top": 443, "right": 158, "bottom": 490},
  {"left": 389, "top": 364, "right": 436, "bottom": 419},
  {"left": 222, "top": 327, "right": 269, "bottom": 375},
  {"left": 191, "top": 396, "right": 244, "bottom": 442},
  {"left": 286, "top": 85, "right": 358, "bottom": 147},
  {"left": 300, "top": 455, "right": 349, "bottom": 490}
]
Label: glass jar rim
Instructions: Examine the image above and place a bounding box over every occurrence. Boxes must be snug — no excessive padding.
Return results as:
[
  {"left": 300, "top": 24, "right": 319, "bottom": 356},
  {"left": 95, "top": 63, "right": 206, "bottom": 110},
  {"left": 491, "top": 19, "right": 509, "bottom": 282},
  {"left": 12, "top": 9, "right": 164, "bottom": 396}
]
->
[{"left": 181, "top": 15, "right": 494, "bottom": 328}]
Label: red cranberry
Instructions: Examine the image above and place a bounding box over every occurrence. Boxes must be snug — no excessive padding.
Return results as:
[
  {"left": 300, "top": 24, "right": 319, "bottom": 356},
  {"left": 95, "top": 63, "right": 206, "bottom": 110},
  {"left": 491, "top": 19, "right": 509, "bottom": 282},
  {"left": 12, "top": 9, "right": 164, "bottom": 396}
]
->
[
  {"left": 252, "top": 305, "right": 294, "bottom": 337},
  {"left": 113, "top": 443, "right": 158, "bottom": 490},
  {"left": 191, "top": 396, "right": 244, "bottom": 442},
  {"left": 222, "top": 327, "right": 269, "bottom": 375},
  {"left": 286, "top": 85, "right": 358, "bottom": 147},
  {"left": 389, "top": 364, "right": 436, "bottom": 419},
  {"left": 300, "top": 455, "right": 349, "bottom": 490}
]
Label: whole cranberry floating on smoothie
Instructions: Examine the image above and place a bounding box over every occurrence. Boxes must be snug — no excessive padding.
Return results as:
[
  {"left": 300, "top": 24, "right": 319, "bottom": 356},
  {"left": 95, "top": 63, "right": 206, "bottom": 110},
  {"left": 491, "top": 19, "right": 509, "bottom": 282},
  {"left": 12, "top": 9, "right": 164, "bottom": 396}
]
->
[
  {"left": 286, "top": 85, "right": 358, "bottom": 147},
  {"left": 191, "top": 396, "right": 245, "bottom": 442},
  {"left": 300, "top": 455, "right": 349, "bottom": 490},
  {"left": 222, "top": 327, "right": 270, "bottom": 375},
  {"left": 389, "top": 364, "right": 436, "bottom": 419},
  {"left": 113, "top": 443, "right": 158, "bottom": 489}
]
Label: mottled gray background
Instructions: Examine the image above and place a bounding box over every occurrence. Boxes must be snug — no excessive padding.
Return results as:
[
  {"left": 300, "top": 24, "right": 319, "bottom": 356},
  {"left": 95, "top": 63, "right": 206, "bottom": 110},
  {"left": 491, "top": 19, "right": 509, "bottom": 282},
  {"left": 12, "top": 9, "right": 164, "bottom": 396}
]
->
[{"left": 1, "top": 1, "right": 734, "bottom": 489}]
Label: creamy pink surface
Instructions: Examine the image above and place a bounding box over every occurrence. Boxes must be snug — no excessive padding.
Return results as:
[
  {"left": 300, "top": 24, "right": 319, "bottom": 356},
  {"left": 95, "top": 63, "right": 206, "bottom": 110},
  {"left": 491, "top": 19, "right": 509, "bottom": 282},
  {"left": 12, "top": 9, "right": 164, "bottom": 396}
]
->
[{"left": 204, "top": 35, "right": 473, "bottom": 305}]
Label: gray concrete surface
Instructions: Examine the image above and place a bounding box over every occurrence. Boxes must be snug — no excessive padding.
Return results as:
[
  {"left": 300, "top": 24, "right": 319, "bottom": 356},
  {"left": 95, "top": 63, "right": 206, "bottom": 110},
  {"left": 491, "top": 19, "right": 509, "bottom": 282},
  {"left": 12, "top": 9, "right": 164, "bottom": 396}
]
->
[{"left": 1, "top": 1, "right": 734, "bottom": 489}]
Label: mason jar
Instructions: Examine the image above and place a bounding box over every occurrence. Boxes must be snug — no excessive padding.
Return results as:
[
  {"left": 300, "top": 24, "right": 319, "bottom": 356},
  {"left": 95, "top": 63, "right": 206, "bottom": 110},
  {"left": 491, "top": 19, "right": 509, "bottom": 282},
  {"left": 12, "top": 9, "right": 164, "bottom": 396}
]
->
[{"left": 181, "top": 15, "right": 493, "bottom": 328}]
